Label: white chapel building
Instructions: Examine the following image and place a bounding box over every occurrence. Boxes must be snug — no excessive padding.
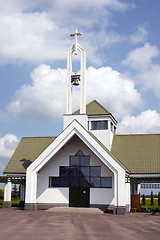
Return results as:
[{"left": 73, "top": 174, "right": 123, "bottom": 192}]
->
[{"left": 3, "top": 30, "right": 160, "bottom": 214}]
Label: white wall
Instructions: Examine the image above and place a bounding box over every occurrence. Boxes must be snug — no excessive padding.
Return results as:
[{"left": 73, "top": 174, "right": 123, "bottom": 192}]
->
[
  {"left": 36, "top": 134, "right": 115, "bottom": 205},
  {"left": 90, "top": 188, "right": 114, "bottom": 205},
  {"left": 37, "top": 188, "right": 69, "bottom": 203},
  {"left": 88, "top": 117, "right": 116, "bottom": 151},
  {"left": 63, "top": 114, "right": 88, "bottom": 129}
]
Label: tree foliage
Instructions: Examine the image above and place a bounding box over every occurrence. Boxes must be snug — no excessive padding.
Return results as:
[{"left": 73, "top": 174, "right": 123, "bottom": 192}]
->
[
  {"left": 0, "top": 189, "right": 4, "bottom": 199},
  {"left": 151, "top": 191, "right": 154, "bottom": 206},
  {"left": 142, "top": 194, "right": 145, "bottom": 205},
  {"left": 158, "top": 192, "right": 160, "bottom": 206},
  {"left": 11, "top": 184, "right": 19, "bottom": 198}
]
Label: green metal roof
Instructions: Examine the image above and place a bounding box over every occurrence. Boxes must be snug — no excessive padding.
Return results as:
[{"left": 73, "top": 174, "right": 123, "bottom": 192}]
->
[
  {"left": 3, "top": 137, "right": 56, "bottom": 174},
  {"left": 73, "top": 100, "right": 111, "bottom": 115},
  {"left": 111, "top": 134, "right": 160, "bottom": 174},
  {"left": 3, "top": 122, "right": 160, "bottom": 175}
]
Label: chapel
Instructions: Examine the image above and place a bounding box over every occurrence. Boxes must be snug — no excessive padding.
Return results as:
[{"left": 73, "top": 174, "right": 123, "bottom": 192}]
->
[{"left": 2, "top": 29, "right": 160, "bottom": 214}]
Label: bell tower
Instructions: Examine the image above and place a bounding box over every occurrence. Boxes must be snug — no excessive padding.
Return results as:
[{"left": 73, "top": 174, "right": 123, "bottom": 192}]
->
[
  {"left": 66, "top": 28, "right": 86, "bottom": 114},
  {"left": 64, "top": 29, "right": 88, "bottom": 130}
]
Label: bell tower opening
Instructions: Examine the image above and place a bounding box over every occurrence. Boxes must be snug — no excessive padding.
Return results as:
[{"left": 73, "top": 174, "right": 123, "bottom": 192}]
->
[{"left": 66, "top": 28, "right": 86, "bottom": 115}]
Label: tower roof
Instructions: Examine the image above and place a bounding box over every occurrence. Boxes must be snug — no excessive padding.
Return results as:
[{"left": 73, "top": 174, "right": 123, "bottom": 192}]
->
[
  {"left": 73, "top": 100, "right": 118, "bottom": 124},
  {"left": 73, "top": 100, "right": 111, "bottom": 116}
]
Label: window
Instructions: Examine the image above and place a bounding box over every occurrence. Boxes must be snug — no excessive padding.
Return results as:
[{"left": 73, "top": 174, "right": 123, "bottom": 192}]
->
[
  {"left": 101, "top": 177, "right": 112, "bottom": 188},
  {"left": 91, "top": 121, "right": 108, "bottom": 130},
  {"left": 49, "top": 150, "right": 112, "bottom": 188}
]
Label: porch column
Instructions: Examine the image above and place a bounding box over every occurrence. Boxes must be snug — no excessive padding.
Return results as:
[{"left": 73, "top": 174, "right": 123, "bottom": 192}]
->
[
  {"left": 25, "top": 171, "right": 37, "bottom": 210},
  {"left": 137, "top": 184, "right": 141, "bottom": 194},
  {"left": 3, "top": 180, "right": 12, "bottom": 207}
]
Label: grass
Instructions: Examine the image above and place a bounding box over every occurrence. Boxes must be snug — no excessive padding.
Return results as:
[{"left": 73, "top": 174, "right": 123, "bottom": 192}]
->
[
  {"left": 141, "top": 198, "right": 160, "bottom": 212},
  {"left": 0, "top": 198, "right": 20, "bottom": 208}
]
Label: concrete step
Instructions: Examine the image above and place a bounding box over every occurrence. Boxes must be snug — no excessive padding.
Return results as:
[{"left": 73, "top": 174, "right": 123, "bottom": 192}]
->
[{"left": 46, "top": 207, "right": 104, "bottom": 214}]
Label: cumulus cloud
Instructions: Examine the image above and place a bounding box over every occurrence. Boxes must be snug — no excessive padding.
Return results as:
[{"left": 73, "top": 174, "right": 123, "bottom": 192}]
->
[
  {"left": 0, "top": 0, "right": 133, "bottom": 65},
  {"left": 0, "top": 134, "right": 19, "bottom": 175},
  {"left": 7, "top": 65, "right": 66, "bottom": 121},
  {"left": 130, "top": 26, "right": 148, "bottom": 44},
  {"left": 122, "top": 43, "right": 159, "bottom": 71},
  {"left": 139, "top": 64, "right": 160, "bottom": 97},
  {"left": 5, "top": 64, "right": 142, "bottom": 121},
  {"left": 86, "top": 66, "right": 142, "bottom": 118},
  {"left": 122, "top": 43, "right": 160, "bottom": 97},
  {"left": 0, "top": 134, "right": 19, "bottom": 158},
  {"left": 0, "top": 133, "right": 19, "bottom": 174},
  {"left": 118, "top": 109, "right": 160, "bottom": 134}
]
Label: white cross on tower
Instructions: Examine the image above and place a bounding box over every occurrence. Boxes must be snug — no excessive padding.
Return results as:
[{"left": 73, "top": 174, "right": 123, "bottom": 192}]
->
[{"left": 70, "top": 28, "right": 82, "bottom": 55}]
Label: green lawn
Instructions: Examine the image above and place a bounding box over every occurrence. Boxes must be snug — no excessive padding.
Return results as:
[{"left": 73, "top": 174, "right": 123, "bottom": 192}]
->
[
  {"left": 141, "top": 198, "right": 160, "bottom": 212},
  {"left": 0, "top": 198, "right": 20, "bottom": 208}
]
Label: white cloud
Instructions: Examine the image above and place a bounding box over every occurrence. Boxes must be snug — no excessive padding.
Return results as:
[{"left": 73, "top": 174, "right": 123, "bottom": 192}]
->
[
  {"left": 0, "top": 0, "right": 133, "bottom": 65},
  {"left": 86, "top": 66, "right": 142, "bottom": 118},
  {"left": 7, "top": 64, "right": 66, "bottom": 121},
  {"left": 122, "top": 43, "right": 159, "bottom": 71},
  {"left": 6, "top": 64, "right": 142, "bottom": 121},
  {"left": 122, "top": 43, "right": 160, "bottom": 98},
  {"left": 0, "top": 133, "right": 19, "bottom": 175},
  {"left": 139, "top": 64, "right": 160, "bottom": 97},
  {"left": 118, "top": 109, "right": 160, "bottom": 134},
  {"left": 0, "top": 134, "right": 19, "bottom": 158},
  {"left": 130, "top": 26, "right": 148, "bottom": 44}
]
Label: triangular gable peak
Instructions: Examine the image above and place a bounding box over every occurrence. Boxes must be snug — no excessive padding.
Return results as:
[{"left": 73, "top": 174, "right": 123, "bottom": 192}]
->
[
  {"left": 27, "top": 120, "right": 125, "bottom": 175},
  {"left": 25, "top": 119, "right": 127, "bottom": 207}
]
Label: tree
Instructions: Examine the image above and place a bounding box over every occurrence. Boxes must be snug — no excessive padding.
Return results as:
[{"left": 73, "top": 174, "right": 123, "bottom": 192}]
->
[
  {"left": 11, "top": 184, "right": 19, "bottom": 198},
  {"left": 0, "top": 189, "right": 4, "bottom": 199},
  {"left": 151, "top": 191, "right": 154, "bottom": 206},
  {"left": 142, "top": 194, "right": 145, "bottom": 206},
  {"left": 158, "top": 192, "right": 160, "bottom": 206}
]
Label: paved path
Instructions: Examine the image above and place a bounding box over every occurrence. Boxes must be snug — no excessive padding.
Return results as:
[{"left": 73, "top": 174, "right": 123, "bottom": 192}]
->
[{"left": 0, "top": 208, "right": 160, "bottom": 240}]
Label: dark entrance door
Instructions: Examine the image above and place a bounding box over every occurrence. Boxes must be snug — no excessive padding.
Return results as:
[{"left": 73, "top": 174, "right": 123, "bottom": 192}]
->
[{"left": 69, "top": 188, "right": 90, "bottom": 207}]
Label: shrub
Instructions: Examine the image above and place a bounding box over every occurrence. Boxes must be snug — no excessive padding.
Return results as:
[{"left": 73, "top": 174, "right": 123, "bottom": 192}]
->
[
  {"left": 0, "top": 189, "right": 4, "bottom": 199},
  {"left": 151, "top": 191, "right": 154, "bottom": 206},
  {"left": 158, "top": 192, "right": 160, "bottom": 206},
  {"left": 142, "top": 194, "right": 145, "bottom": 205}
]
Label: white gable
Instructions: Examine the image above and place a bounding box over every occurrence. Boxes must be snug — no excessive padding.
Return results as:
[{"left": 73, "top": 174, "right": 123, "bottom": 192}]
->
[{"left": 25, "top": 120, "right": 127, "bottom": 207}]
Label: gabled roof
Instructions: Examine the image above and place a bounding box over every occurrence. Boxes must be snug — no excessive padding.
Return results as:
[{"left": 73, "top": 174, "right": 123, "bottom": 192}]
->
[
  {"left": 4, "top": 137, "right": 56, "bottom": 174},
  {"left": 73, "top": 100, "right": 111, "bottom": 116},
  {"left": 111, "top": 134, "right": 160, "bottom": 174},
  {"left": 25, "top": 120, "right": 124, "bottom": 175}
]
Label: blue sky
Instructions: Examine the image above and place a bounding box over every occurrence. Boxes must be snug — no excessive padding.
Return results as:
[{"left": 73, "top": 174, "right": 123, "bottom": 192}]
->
[{"left": 0, "top": 0, "right": 160, "bottom": 175}]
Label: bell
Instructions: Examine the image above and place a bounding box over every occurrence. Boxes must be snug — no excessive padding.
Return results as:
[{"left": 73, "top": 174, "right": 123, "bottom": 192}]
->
[{"left": 71, "top": 75, "right": 80, "bottom": 86}]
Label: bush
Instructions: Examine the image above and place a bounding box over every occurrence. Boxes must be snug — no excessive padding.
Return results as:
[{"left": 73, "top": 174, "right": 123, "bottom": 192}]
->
[
  {"left": 158, "top": 192, "right": 160, "bottom": 206},
  {"left": 142, "top": 194, "right": 145, "bottom": 205},
  {"left": 151, "top": 191, "right": 154, "bottom": 206},
  {"left": 0, "top": 189, "right": 4, "bottom": 199}
]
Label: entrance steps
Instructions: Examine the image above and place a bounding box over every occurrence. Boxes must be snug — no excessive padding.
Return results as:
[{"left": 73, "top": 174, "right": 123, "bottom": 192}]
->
[{"left": 46, "top": 207, "right": 104, "bottom": 214}]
